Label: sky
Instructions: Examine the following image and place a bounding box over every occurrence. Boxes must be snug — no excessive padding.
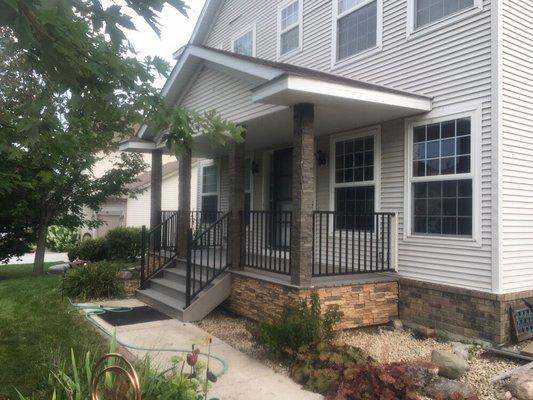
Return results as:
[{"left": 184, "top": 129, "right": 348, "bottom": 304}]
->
[{"left": 124, "top": 0, "right": 207, "bottom": 88}]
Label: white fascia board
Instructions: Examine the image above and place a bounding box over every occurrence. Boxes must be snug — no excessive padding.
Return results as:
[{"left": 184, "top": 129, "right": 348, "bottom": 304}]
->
[
  {"left": 252, "top": 75, "right": 432, "bottom": 112},
  {"left": 118, "top": 139, "right": 156, "bottom": 153}
]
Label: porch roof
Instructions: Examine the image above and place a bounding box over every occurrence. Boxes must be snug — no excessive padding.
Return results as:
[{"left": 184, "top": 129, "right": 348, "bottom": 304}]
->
[{"left": 128, "top": 45, "right": 432, "bottom": 155}]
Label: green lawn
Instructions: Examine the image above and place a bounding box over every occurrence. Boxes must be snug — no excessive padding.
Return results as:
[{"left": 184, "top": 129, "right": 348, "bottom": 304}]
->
[{"left": 0, "top": 264, "right": 107, "bottom": 399}]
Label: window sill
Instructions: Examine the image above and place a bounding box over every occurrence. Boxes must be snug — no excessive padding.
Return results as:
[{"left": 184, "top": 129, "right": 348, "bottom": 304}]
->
[
  {"left": 331, "top": 45, "right": 382, "bottom": 71},
  {"left": 277, "top": 47, "right": 303, "bottom": 62},
  {"left": 402, "top": 234, "right": 482, "bottom": 249},
  {"left": 406, "top": 6, "right": 484, "bottom": 41}
]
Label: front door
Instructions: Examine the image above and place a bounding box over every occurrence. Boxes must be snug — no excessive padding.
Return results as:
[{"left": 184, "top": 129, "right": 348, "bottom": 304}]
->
[{"left": 270, "top": 148, "right": 292, "bottom": 249}]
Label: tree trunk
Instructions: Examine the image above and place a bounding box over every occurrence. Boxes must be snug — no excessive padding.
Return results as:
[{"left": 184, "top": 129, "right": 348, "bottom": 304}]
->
[{"left": 33, "top": 223, "right": 48, "bottom": 276}]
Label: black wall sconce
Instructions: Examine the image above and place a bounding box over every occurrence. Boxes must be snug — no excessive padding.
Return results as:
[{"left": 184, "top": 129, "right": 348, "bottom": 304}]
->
[
  {"left": 250, "top": 161, "right": 259, "bottom": 174},
  {"left": 316, "top": 150, "right": 327, "bottom": 166}
]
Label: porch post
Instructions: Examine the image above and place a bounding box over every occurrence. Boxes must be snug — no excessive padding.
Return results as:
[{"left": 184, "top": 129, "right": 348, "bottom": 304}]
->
[
  {"left": 228, "top": 131, "right": 246, "bottom": 270},
  {"left": 150, "top": 149, "right": 163, "bottom": 229},
  {"left": 291, "top": 103, "right": 315, "bottom": 286},
  {"left": 177, "top": 147, "right": 192, "bottom": 258}
]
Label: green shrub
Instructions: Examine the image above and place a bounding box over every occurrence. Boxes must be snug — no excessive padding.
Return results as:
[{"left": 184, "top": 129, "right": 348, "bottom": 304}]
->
[
  {"left": 61, "top": 262, "right": 125, "bottom": 300},
  {"left": 291, "top": 342, "right": 374, "bottom": 395},
  {"left": 105, "top": 227, "right": 142, "bottom": 262},
  {"left": 256, "top": 292, "right": 342, "bottom": 359},
  {"left": 46, "top": 225, "right": 79, "bottom": 252},
  {"left": 73, "top": 237, "right": 108, "bottom": 261}
]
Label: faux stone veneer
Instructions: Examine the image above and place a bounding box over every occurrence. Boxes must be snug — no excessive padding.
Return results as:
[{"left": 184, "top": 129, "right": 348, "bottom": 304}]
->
[{"left": 225, "top": 273, "right": 399, "bottom": 330}]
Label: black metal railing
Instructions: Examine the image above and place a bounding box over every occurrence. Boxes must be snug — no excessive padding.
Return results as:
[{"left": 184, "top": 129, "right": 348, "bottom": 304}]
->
[
  {"left": 240, "top": 211, "right": 292, "bottom": 275},
  {"left": 140, "top": 212, "right": 179, "bottom": 288},
  {"left": 186, "top": 212, "right": 231, "bottom": 307},
  {"left": 312, "top": 211, "right": 395, "bottom": 276}
]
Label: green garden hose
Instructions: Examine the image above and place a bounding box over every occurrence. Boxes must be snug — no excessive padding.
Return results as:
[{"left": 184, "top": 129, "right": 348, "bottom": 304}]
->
[{"left": 67, "top": 299, "right": 228, "bottom": 378}]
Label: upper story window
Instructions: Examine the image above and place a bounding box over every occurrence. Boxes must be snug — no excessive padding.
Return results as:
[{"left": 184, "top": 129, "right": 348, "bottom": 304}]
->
[
  {"left": 278, "top": 0, "right": 302, "bottom": 57},
  {"left": 232, "top": 26, "right": 255, "bottom": 56},
  {"left": 415, "top": 0, "right": 474, "bottom": 29},
  {"left": 335, "top": 0, "right": 380, "bottom": 62}
]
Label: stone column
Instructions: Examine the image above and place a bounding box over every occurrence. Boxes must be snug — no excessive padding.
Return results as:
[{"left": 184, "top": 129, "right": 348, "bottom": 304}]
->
[
  {"left": 150, "top": 149, "right": 163, "bottom": 230},
  {"left": 291, "top": 103, "right": 315, "bottom": 286},
  {"left": 177, "top": 147, "right": 192, "bottom": 258},
  {"left": 228, "top": 132, "right": 246, "bottom": 270}
]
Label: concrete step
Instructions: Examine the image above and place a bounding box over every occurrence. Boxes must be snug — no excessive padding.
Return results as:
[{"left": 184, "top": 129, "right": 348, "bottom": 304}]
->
[
  {"left": 148, "top": 277, "right": 186, "bottom": 301},
  {"left": 163, "top": 266, "right": 220, "bottom": 287},
  {"left": 135, "top": 288, "right": 185, "bottom": 320}
]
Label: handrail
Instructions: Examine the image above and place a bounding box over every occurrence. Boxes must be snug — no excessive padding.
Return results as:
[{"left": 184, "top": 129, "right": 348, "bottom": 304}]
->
[{"left": 185, "top": 212, "right": 231, "bottom": 307}]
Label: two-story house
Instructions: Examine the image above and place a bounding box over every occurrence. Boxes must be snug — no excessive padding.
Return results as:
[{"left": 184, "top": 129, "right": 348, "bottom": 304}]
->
[{"left": 120, "top": 0, "right": 533, "bottom": 344}]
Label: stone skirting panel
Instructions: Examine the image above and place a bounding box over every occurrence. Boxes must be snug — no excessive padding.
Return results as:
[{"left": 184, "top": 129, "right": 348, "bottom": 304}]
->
[
  {"left": 225, "top": 274, "right": 399, "bottom": 330},
  {"left": 399, "top": 278, "right": 533, "bottom": 344}
]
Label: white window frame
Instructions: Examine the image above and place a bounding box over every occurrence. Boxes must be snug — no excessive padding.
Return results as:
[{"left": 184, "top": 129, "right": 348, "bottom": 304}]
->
[
  {"left": 245, "top": 154, "right": 254, "bottom": 209},
  {"left": 406, "top": 0, "right": 483, "bottom": 38},
  {"left": 329, "top": 126, "right": 382, "bottom": 232},
  {"left": 199, "top": 159, "right": 220, "bottom": 212},
  {"left": 277, "top": 0, "right": 303, "bottom": 60},
  {"left": 232, "top": 24, "right": 256, "bottom": 57},
  {"left": 404, "top": 102, "right": 482, "bottom": 247},
  {"left": 331, "top": 0, "right": 383, "bottom": 70}
]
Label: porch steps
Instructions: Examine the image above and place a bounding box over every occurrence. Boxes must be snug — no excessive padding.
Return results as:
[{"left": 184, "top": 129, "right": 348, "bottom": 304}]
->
[{"left": 135, "top": 260, "right": 232, "bottom": 322}]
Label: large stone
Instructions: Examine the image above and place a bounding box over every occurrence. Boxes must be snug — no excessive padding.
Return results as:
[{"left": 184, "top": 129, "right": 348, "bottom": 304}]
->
[
  {"left": 48, "top": 263, "right": 70, "bottom": 274},
  {"left": 451, "top": 342, "right": 474, "bottom": 360},
  {"left": 426, "top": 378, "right": 478, "bottom": 400},
  {"left": 431, "top": 349, "right": 468, "bottom": 379},
  {"left": 509, "top": 369, "right": 533, "bottom": 400},
  {"left": 117, "top": 270, "right": 133, "bottom": 281}
]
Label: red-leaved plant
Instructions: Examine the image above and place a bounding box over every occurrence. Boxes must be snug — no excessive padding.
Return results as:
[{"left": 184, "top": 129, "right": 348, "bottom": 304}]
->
[{"left": 331, "top": 362, "right": 422, "bottom": 400}]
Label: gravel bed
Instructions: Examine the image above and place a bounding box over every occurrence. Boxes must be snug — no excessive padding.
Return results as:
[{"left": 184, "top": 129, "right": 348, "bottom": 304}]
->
[
  {"left": 338, "top": 326, "right": 519, "bottom": 400},
  {"left": 196, "top": 311, "right": 523, "bottom": 400}
]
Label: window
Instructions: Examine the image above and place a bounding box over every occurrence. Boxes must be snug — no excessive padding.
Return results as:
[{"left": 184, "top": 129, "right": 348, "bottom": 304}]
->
[
  {"left": 410, "top": 118, "right": 473, "bottom": 237},
  {"left": 232, "top": 27, "right": 255, "bottom": 56},
  {"left": 201, "top": 163, "right": 218, "bottom": 223},
  {"left": 335, "top": 0, "right": 380, "bottom": 62},
  {"left": 244, "top": 159, "right": 253, "bottom": 225},
  {"left": 414, "top": 0, "right": 474, "bottom": 29},
  {"left": 333, "top": 134, "right": 377, "bottom": 230},
  {"left": 278, "top": 0, "right": 302, "bottom": 57}
]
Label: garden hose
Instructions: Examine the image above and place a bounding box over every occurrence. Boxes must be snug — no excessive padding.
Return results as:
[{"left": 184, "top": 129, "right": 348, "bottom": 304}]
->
[{"left": 67, "top": 298, "right": 228, "bottom": 378}]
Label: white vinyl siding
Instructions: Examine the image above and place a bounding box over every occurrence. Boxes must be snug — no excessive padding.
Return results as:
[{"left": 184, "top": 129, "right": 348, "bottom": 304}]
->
[
  {"left": 205, "top": 0, "right": 494, "bottom": 292},
  {"left": 500, "top": 0, "right": 533, "bottom": 293}
]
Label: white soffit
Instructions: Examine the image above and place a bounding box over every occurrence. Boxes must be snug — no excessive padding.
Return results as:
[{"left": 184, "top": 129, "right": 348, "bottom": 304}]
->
[{"left": 252, "top": 75, "right": 433, "bottom": 115}]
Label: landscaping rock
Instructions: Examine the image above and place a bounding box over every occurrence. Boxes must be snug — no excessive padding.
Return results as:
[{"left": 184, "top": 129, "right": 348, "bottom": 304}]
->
[
  {"left": 69, "top": 260, "right": 86, "bottom": 268},
  {"left": 451, "top": 342, "right": 473, "bottom": 360},
  {"left": 404, "top": 361, "right": 438, "bottom": 387},
  {"left": 521, "top": 342, "right": 533, "bottom": 357},
  {"left": 508, "top": 369, "right": 533, "bottom": 400},
  {"left": 392, "top": 319, "right": 404, "bottom": 331},
  {"left": 431, "top": 349, "right": 468, "bottom": 379},
  {"left": 118, "top": 270, "right": 133, "bottom": 280},
  {"left": 48, "top": 263, "right": 70, "bottom": 274},
  {"left": 497, "top": 391, "right": 514, "bottom": 400},
  {"left": 425, "top": 378, "right": 478, "bottom": 400},
  {"left": 416, "top": 325, "right": 436, "bottom": 338}
]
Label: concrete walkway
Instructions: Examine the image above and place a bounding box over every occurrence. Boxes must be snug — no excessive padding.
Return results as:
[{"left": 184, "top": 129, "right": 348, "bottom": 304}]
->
[
  {"left": 87, "top": 299, "right": 323, "bottom": 400},
  {"left": 6, "top": 251, "right": 68, "bottom": 265}
]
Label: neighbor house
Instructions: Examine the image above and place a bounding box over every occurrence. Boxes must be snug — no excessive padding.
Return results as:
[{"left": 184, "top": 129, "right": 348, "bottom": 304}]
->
[{"left": 120, "top": 0, "right": 533, "bottom": 344}]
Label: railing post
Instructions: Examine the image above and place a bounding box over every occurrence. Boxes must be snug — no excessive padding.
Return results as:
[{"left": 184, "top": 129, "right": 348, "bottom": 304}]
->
[
  {"left": 140, "top": 225, "right": 146, "bottom": 289},
  {"left": 391, "top": 213, "right": 399, "bottom": 271},
  {"left": 185, "top": 228, "right": 193, "bottom": 308}
]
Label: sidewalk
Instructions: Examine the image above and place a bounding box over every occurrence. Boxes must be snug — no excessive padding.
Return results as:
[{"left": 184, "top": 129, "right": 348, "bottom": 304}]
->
[
  {"left": 88, "top": 299, "right": 323, "bottom": 400},
  {"left": 6, "top": 252, "right": 68, "bottom": 265}
]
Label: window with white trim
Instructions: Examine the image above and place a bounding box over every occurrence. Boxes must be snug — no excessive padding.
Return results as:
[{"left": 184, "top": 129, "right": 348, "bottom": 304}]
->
[
  {"left": 335, "top": 0, "right": 378, "bottom": 62},
  {"left": 414, "top": 0, "right": 474, "bottom": 29},
  {"left": 233, "top": 28, "right": 255, "bottom": 56},
  {"left": 410, "top": 118, "right": 473, "bottom": 236},
  {"left": 278, "top": 0, "right": 301, "bottom": 57},
  {"left": 333, "top": 135, "right": 375, "bottom": 230},
  {"left": 201, "top": 163, "right": 219, "bottom": 223},
  {"left": 244, "top": 159, "right": 252, "bottom": 225}
]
